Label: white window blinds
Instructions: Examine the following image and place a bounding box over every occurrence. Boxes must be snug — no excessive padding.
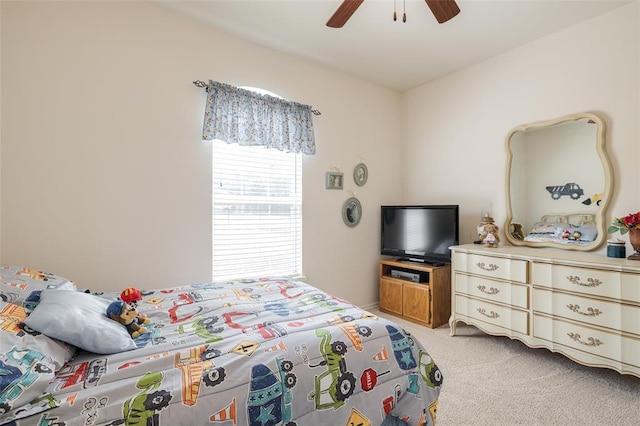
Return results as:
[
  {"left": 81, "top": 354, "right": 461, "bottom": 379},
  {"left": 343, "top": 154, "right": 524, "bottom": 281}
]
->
[{"left": 212, "top": 140, "right": 302, "bottom": 280}]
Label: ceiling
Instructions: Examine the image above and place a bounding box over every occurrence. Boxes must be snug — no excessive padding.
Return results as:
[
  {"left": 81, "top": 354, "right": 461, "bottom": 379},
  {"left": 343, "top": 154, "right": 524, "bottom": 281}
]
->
[{"left": 159, "top": 0, "right": 630, "bottom": 92}]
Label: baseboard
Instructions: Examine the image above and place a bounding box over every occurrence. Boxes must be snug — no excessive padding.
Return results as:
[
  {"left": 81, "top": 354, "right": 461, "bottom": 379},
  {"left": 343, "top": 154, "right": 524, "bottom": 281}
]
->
[{"left": 359, "top": 302, "right": 380, "bottom": 312}]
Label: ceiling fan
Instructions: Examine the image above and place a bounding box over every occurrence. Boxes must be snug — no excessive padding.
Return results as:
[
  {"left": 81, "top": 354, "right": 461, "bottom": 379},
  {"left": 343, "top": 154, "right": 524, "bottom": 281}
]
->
[{"left": 327, "top": 0, "right": 460, "bottom": 28}]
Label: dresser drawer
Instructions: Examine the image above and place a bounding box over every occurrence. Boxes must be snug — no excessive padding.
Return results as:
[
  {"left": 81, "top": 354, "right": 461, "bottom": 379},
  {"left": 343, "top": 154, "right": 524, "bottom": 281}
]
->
[
  {"left": 454, "top": 295, "right": 529, "bottom": 334},
  {"left": 454, "top": 273, "right": 529, "bottom": 309},
  {"left": 533, "top": 288, "right": 640, "bottom": 335},
  {"left": 531, "top": 262, "right": 640, "bottom": 302},
  {"left": 533, "top": 315, "right": 640, "bottom": 369},
  {"left": 453, "top": 252, "right": 527, "bottom": 283}
]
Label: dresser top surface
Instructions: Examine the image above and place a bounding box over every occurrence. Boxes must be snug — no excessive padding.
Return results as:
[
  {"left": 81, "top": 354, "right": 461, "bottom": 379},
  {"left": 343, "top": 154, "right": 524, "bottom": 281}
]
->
[{"left": 451, "top": 244, "right": 640, "bottom": 273}]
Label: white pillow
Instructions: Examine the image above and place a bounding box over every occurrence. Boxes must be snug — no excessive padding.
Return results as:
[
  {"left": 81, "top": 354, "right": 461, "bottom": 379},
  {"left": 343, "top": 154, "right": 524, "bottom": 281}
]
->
[{"left": 24, "top": 290, "right": 137, "bottom": 354}]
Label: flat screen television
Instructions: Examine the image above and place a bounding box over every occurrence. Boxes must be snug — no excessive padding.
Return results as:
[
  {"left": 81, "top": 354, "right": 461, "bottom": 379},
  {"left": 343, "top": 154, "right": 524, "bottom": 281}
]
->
[{"left": 381, "top": 205, "right": 459, "bottom": 264}]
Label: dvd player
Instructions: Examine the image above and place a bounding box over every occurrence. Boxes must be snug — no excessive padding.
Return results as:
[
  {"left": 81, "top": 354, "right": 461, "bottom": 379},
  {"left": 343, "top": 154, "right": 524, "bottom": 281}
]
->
[{"left": 390, "top": 269, "right": 425, "bottom": 283}]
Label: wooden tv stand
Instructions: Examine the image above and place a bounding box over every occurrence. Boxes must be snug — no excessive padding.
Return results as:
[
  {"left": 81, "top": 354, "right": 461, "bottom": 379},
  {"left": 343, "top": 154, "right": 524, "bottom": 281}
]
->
[{"left": 378, "top": 258, "right": 451, "bottom": 328}]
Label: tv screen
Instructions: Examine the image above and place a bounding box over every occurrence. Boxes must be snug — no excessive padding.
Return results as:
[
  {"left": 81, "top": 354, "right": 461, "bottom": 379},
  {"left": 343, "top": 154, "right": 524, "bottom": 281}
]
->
[{"left": 381, "top": 205, "right": 459, "bottom": 264}]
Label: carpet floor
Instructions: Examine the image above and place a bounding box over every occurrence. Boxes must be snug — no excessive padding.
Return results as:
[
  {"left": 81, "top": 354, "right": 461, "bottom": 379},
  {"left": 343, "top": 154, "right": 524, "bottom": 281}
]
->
[{"left": 373, "top": 310, "right": 640, "bottom": 426}]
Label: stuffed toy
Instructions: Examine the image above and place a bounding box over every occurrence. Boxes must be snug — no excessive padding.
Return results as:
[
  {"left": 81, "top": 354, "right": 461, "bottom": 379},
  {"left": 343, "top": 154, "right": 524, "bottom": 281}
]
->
[
  {"left": 106, "top": 300, "right": 149, "bottom": 338},
  {"left": 119, "top": 287, "right": 148, "bottom": 323},
  {"left": 569, "top": 230, "right": 583, "bottom": 241},
  {"left": 480, "top": 223, "right": 500, "bottom": 248}
]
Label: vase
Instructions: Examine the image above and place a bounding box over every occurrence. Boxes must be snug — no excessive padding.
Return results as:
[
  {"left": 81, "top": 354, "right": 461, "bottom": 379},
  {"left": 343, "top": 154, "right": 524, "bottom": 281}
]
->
[{"left": 628, "top": 228, "right": 640, "bottom": 260}]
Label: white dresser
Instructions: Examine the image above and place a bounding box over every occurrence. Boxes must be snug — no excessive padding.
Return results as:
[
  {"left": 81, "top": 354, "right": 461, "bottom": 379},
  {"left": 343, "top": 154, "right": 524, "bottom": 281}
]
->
[{"left": 450, "top": 244, "right": 640, "bottom": 378}]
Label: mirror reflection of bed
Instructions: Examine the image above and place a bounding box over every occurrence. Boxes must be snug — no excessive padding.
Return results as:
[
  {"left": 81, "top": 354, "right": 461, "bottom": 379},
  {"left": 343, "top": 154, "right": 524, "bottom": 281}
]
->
[{"left": 522, "top": 212, "right": 597, "bottom": 245}]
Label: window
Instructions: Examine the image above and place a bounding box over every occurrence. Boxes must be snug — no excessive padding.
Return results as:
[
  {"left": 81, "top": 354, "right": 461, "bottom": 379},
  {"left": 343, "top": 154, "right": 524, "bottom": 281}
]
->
[{"left": 212, "top": 141, "right": 302, "bottom": 280}]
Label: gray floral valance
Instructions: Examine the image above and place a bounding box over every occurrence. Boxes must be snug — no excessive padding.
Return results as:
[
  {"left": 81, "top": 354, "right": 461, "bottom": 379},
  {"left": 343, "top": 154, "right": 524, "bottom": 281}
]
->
[{"left": 201, "top": 80, "right": 316, "bottom": 155}]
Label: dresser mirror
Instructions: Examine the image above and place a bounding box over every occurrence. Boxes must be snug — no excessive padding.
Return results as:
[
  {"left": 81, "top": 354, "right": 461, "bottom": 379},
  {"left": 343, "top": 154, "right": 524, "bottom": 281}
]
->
[{"left": 504, "top": 112, "right": 613, "bottom": 250}]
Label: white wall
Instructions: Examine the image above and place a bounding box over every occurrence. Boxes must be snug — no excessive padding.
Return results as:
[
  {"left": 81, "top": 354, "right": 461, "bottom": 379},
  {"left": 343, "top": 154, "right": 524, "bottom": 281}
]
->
[
  {"left": 0, "top": 1, "right": 402, "bottom": 307},
  {"left": 401, "top": 3, "right": 640, "bottom": 254},
  {"left": 3, "top": 1, "right": 637, "bottom": 307}
]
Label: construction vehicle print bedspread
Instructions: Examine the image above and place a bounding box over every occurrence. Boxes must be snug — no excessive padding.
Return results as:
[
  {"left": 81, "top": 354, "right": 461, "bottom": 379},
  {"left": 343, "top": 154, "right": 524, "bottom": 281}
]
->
[{"left": 1, "top": 277, "right": 442, "bottom": 426}]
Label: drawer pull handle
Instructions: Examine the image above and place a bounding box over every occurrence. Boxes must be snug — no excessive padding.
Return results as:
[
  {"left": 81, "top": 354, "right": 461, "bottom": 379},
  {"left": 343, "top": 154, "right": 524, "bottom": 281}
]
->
[
  {"left": 476, "top": 262, "right": 499, "bottom": 272},
  {"left": 566, "top": 304, "right": 602, "bottom": 317},
  {"left": 567, "top": 332, "right": 603, "bottom": 347},
  {"left": 566, "top": 275, "right": 602, "bottom": 287},
  {"left": 477, "top": 285, "right": 500, "bottom": 295},
  {"left": 477, "top": 308, "right": 500, "bottom": 319}
]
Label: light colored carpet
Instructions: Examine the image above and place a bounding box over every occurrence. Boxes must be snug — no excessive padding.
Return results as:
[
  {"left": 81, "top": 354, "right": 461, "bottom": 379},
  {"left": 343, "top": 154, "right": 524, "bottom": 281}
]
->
[{"left": 373, "top": 310, "right": 640, "bottom": 426}]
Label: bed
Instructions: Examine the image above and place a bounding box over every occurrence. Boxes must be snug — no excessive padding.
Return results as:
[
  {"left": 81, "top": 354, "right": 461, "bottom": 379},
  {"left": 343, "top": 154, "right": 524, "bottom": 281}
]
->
[
  {"left": 523, "top": 212, "right": 598, "bottom": 245},
  {"left": 0, "top": 265, "right": 442, "bottom": 426}
]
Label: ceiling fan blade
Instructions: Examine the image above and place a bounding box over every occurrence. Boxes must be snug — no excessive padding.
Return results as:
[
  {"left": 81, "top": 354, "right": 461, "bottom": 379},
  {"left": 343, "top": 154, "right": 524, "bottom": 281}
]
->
[
  {"left": 425, "top": 0, "right": 460, "bottom": 24},
  {"left": 326, "top": 0, "right": 365, "bottom": 28}
]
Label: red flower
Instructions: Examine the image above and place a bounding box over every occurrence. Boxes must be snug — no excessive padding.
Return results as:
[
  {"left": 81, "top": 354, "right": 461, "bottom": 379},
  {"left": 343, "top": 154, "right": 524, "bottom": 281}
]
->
[
  {"left": 621, "top": 212, "right": 640, "bottom": 228},
  {"left": 609, "top": 211, "right": 640, "bottom": 235}
]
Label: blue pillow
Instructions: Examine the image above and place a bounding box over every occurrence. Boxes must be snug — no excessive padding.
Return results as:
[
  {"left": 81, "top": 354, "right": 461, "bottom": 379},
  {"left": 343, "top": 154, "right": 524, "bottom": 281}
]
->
[{"left": 23, "top": 290, "right": 137, "bottom": 354}]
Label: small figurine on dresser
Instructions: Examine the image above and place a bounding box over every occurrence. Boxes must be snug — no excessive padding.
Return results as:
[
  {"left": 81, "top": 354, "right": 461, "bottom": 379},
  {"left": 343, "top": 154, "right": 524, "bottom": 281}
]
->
[
  {"left": 477, "top": 213, "right": 500, "bottom": 248},
  {"left": 480, "top": 223, "right": 500, "bottom": 247}
]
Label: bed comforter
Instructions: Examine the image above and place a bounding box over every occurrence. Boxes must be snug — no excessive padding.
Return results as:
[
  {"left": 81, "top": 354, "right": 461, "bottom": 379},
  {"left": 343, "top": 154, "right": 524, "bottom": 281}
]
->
[{"left": 1, "top": 275, "right": 442, "bottom": 426}]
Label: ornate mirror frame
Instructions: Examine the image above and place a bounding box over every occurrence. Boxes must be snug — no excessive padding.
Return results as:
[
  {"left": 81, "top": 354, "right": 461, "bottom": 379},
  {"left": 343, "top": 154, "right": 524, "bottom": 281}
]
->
[{"left": 504, "top": 112, "right": 613, "bottom": 251}]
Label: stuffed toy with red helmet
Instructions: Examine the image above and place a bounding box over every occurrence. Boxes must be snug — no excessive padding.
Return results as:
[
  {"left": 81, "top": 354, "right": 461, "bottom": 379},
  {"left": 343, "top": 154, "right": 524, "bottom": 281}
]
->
[{"left": 119, "top": 287, "right": 149, "bottom": 324}]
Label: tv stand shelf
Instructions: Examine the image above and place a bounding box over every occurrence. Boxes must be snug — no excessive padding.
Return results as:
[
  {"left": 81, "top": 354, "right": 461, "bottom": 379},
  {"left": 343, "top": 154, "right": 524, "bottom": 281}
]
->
[{"left": 379, "top": 258, "right": 451, "bottom": 328}]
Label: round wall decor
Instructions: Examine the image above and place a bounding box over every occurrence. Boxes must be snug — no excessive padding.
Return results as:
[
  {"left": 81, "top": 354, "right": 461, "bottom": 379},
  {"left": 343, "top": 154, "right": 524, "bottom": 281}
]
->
[
  {"left": 353, "top": 163, "right": 368, "bottom": 186},
  {"left": 342, "top": 197, "right": 362, "bottom": 227}
]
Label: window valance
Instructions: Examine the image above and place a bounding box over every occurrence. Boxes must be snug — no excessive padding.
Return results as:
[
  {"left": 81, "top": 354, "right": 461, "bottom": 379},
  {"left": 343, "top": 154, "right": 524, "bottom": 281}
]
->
[{"left": 199, "top": 80, "right": 317, "bottom": 155}]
